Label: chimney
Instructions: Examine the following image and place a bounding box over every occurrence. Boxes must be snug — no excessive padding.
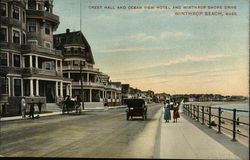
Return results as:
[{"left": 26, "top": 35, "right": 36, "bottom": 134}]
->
[{"left": 66, "top": 29, "right": 70, "bottom": 33}]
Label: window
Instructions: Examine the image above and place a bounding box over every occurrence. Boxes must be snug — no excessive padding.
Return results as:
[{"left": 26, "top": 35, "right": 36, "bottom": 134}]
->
[
  {"left": 28, "top": 0, "right": 36, "bottom": 10},
  {"left": 1, "top": 3, "right": 7, "bottom": 17},
  {"left": 44, "top": 1, "right": 50, "bottom": 11},
  {"left": 0, "top": 28, "right": 7, "bottom": 42},
  {"left": 22, "top": 11, "right": 25, "bottom": 23},
  {"left": 0, "top": 77, "right": 8, "bottom": 95},
  {"left": 38, "top": 3, "right": 43, "bottom": 10},
  {"left": 13, "top": 54, "right": 20, "bottom": 67},
  {"left": 45, "top": 62, "right": 51, "bottom": 70},
  {"left": 73, "top": 60, "right": 80, "bottom": 66},
  {"left": 45, "top": 42, "right": 51, "bottom": 48},
  {"left": 13, "top": 6, "right": 20, "bottom": 20},
  {"left": 45, "top": 23, "right": 50, "bottom": 35},
  {"left": 0, "top": 52, "right": 8, "bottom": 66},
  {"left": 14, "top": 79, "right": 21, "bottom": 96},
  {"left": 13, "top": 30, "right": 20, "bottom": 44},
  {"left": 28, "top": 20, "right": 36, "bottom": 32},
  {"left": 22, "top": 33, "right": 26, "bottom": 44},
  {"left": 28, "top": 40, "right": 38, "bottom": 45}
]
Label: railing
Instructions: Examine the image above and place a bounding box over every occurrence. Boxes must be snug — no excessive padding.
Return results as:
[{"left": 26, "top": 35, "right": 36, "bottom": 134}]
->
[
  {"left": 183, "top": 103, "right": 249, "bottom": 141},
  {"left": 72, "top": 81, "right": 104, "bottom": 87},
  {"left": 23, "top": 68, "right": 62, "bottom": 77},
  {"left": 26, "top": 10, "right": 59, "bottom": 23},
  {"left": 71, "top": 81, "right": 121, "bottom": 90},
  {"left": 22, "top": 44, "right": 62, "bottom": 56},
  {"left": 62, "top": 66, "right": 99, "bottom": 72},
  {"left": 105, "top": 85, "right": 122, "bottom": 91}
]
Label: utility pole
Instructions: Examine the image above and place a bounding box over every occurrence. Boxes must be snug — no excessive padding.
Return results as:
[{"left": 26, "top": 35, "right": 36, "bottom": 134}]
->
[{"left": 80, "top": 61, "right": 84, "bottom": 110}]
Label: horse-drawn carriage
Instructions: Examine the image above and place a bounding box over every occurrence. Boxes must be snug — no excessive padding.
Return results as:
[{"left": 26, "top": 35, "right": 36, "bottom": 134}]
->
[{"left": 58, "top": 97, "right": 82, "bottom": 114}]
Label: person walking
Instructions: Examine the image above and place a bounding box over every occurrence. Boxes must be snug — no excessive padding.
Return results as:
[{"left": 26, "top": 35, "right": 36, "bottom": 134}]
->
[
  {"left": 173, "top": 102, "right": 180, "bottom": 123},
  {"left": 21, "top": 97, "right": 26, "bottom": 118},
  {"left": 164, "top": 100, "right": 171, "bottom": 123},
  {"left": 29, "top": 99, "right": 35, "bottom": 119}
]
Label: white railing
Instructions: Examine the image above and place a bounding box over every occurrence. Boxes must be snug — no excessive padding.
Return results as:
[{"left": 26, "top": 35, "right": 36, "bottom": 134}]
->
[
  {"left": 72, "top": 81, "right": 104, "bottom": 87},
  {"left": 62, "top": 66, "right": 99, "bottom": 72}
]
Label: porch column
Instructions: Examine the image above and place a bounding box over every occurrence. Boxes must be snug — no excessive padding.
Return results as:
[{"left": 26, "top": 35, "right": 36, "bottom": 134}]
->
[
  {"left": 21, "top": 79, "right": 24, "bottom": 96},
  {"left": 55, "top": 81, "right": 58, "bottom": 97},
  {"left": 29, "top": 55, "right": 33, "bottom": 68},
  {"left": 69, "top": 84, "right": 72, "bottom": 97},
  {"left": 55, "top": 60, "right": 58, "bottom": 71},
  {"left": 36, "top": 79, "right": 39, "bottom": 96},
  {"left": 87, "top": 73, "right": 89, "bottom": 82},
  {"left": 68, "top": 73, "right": 70, "bottom": 78},
  {"left": 102, "top": 90, "right": 105, "bottom": 99},
  {"left": 114, "top": 92, "right": 117, "bottom": 103},
  {"left": 66, "top": 84, "right": 69, "bottom": 96},
  {"left": 60, "top": 81, "right": 63, "bottom": 97},
  {"left": 35, "top": 56, "right": 38, "bottom": 68},
  {"left": 60, "top": 60, "right": 62, "bottom": 73},
  {"left": 90, "top": 89, "right": 92, "bottom": 102},
  {"left": 30, "top": 79, "right": 34, "bottom": 96},
  {"left": 22, "top": 56, "right": 25, "bottom": 68},
  {"left": 111, "top": 91, "right": 113, "bottom": 102}
]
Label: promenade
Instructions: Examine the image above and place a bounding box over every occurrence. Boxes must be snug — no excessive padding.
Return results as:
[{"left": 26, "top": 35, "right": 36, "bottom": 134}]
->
[{"left": 156, "top": 108, "right": 249, "bottom": 159}]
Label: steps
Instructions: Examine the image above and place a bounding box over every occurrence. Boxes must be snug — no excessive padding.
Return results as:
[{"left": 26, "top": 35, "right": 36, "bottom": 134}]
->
[{"left": 46, "top": 103, "right": 61, "bottom": 112}]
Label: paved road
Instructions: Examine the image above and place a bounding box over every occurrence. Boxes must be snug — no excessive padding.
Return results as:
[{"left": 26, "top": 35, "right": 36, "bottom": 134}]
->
[{"left": 0, "top": 104, "right": 162, "bottom": 158}]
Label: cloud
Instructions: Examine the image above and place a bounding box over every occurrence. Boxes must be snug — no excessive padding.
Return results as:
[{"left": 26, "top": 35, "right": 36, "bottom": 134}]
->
[
  {"left": 129, "top": 31, "right": 190, "bottom": 42},
  {"left": 96, "top": 46, "right": 180, "bottom": 53},
  {"left": 136, "top": 53, "right": 230, "bottom": 70}
]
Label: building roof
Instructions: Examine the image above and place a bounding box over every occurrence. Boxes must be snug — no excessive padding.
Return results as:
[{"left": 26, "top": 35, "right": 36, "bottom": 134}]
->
[{"left": 53, "top": 30, "right": 95, "bottom": 64}]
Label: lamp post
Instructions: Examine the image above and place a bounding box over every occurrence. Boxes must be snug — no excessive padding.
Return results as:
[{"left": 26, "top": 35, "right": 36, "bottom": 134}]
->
[{"left": 80, "top": 61, "right": 84, "bottom": 110}]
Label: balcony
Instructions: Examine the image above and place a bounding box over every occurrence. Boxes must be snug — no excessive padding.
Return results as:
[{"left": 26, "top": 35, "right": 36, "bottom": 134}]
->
[
  {"left": 0, "top": 66, "right": 22, "bottom": 75},
  {"left": 72, "top": 81, "right": 104, "bottom": 87},
  {"left": 22, "top": 44, "right": 62, "bottom": 57},
  {"left": 105, "top": 85, "right": 122, "bottom": 91},
  {"left": 62, "top": 66, "right": 100, "bottom": 72},
  {"left": 23, "top": 68, "right": 62, "bottom": 77},
  {"left": 26, "top": 10, "right": 59, "bottom": 25}
]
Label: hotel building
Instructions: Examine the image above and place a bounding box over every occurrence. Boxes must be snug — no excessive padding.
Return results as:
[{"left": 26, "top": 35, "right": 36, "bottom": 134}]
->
[{"left": 0, "top": 0, "right": 122, "bottom": 114}]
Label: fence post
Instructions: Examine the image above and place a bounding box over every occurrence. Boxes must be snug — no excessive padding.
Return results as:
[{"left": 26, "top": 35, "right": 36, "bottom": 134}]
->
[
  {"left": 193, "top": 105, "right": 196, "bottom": 120},
  {"left": 202, "top": 106, "right": 205, "bottom": 125},
  {"left": 197, "top": 105, "right": 199, "bottom": 122},
  {"left": 208, "top": 106, "right": 211, "bottom": 128},
  {"left": 189, "top": 104, "right": 191, "bottom": 117},
  {"left": 232, "top": 108, "right": 237, "bottom": 141},
  {"left": 217, "top": 107, "right": 221, "bottom": 134}
]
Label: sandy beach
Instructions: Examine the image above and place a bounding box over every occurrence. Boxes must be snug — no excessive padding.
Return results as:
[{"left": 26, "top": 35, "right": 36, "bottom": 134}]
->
[{"left": 184, "top": 101, "right": 249, "bottom": 147}]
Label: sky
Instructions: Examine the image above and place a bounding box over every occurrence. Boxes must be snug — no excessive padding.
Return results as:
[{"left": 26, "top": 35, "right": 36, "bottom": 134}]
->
[{"left": 53, "top": 0, "right": 249, "bottom": 96}]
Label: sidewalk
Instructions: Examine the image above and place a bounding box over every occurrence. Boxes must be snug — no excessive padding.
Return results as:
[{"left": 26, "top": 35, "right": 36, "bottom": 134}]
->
[
  {"left": 158, "top": 110, "right": 245, "bottom": 159},
  {"left": 0, "top": 105, "right": 127, "bottom": 122}
]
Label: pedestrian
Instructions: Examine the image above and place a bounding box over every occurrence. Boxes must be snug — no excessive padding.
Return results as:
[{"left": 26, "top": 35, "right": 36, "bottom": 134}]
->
[
  {"left": 21, "top": 97, "right": 26, "bottom": 118},
  {"left": 173, "top": 102, "right": 180, "bottom": 123},
  {"left": 164, "top": 100, "right": 171, "bottom": 123},
  {"left": 29, "top": 99, "right": 35, "bottom": 119},
  {"left": 38, "top": 101, "right": 43, "bottom": 114}
]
